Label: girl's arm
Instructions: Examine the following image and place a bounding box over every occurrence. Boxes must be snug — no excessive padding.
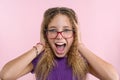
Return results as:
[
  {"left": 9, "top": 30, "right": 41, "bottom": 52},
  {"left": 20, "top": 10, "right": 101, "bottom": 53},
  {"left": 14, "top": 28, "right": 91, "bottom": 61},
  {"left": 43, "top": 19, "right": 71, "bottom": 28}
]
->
[
  {"left": 0, "top": 43, "right": 43, "bottom": 80},
  {"left": 78, "top": 43, "right": 119, "bottom": 80}
]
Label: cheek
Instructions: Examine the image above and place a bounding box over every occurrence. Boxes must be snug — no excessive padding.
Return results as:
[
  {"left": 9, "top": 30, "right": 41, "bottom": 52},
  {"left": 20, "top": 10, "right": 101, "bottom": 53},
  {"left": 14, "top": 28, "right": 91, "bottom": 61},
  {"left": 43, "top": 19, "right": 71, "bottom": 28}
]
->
[
  {"left": 67, "top": 38, "right": 74, "bottom": 46},
  {"left": 48, "top": 38, "right": 54, "bottom": 47},
  {"left": 71, "top": 38, "right": 74, "bottom": 43}
]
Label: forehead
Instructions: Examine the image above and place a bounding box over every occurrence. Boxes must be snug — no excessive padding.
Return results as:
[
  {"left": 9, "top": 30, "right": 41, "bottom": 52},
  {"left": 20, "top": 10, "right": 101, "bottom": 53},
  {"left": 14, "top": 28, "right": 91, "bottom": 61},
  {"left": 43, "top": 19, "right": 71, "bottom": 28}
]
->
[{"left": 48, "top": 14, "right": 72, "bottom": 29}]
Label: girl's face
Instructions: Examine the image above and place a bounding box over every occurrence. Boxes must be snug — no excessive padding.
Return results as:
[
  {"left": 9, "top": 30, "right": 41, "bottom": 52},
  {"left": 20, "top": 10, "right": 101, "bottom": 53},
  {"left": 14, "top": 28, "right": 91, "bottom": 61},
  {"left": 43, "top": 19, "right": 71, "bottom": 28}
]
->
[{"left": 47, "top": 14, "right": 74, "bottom": 58}]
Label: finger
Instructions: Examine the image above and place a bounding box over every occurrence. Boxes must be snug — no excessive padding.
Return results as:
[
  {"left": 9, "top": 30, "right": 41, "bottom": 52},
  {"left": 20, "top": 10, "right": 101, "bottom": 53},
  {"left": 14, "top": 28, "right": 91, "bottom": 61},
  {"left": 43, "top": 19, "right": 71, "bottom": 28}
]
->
[
  {"left": 73, "top": 21, "right": 82, "bottom": 43},
  {"left": 37, "top": 42, "right": 44, "bottom": 46}
]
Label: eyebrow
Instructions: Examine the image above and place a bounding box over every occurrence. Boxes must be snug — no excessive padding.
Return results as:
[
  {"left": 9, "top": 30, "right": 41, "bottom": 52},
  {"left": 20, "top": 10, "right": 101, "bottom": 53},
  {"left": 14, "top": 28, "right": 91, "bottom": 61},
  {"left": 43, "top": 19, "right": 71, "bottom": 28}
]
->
[
  {"left": 48, "top": 26, "right": 72, "bottom": 29},
  {"left": 63, "top": 26, "right": 72, "bottom": 29},
  {"left": 48, "top": 26, "right": 56, "bottom": 29}
]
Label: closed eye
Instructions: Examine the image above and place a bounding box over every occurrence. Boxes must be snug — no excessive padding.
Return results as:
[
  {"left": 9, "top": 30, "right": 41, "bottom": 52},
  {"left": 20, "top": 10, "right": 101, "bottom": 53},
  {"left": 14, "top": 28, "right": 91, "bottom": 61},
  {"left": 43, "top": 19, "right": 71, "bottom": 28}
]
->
[
  {"left": 48, "top": 29, "right": 57, "bottom": 32},
  {"left": 63, "top": 29, "right": 73, "bottom": 32}
]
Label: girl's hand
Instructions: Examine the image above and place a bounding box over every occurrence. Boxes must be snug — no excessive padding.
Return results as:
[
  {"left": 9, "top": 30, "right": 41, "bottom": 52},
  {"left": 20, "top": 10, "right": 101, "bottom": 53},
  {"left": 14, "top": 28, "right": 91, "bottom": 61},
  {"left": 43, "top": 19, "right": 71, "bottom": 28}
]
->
[
  {"left": 35, "top": 42, "right": 44, "bottom": 54},
  {"left": 73, "top": 21, "right": 82, "bottom": 44}
]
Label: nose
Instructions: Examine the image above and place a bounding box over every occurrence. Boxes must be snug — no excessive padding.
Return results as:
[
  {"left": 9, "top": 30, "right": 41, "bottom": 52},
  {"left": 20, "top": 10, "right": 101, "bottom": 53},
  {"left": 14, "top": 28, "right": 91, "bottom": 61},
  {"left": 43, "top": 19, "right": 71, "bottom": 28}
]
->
[{"left": 56, "top": 32, "right": 63, "bottom": 39}]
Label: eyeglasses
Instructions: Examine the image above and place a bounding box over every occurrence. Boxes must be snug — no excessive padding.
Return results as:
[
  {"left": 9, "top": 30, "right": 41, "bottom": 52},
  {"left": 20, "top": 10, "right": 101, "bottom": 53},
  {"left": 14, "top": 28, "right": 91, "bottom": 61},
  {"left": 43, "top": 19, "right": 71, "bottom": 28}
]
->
[{"left": 46, "top": 29, "right": 74, "bottom": 39}]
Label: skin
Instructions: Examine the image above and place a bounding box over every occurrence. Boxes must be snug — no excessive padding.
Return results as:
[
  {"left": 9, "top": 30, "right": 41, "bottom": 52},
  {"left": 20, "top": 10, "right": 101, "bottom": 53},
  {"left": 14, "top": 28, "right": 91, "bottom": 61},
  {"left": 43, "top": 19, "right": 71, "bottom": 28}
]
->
[
  {"left": 0, "top": 12, "right": 119, "bottom": 80},
  {"left": 47, "top": 14, "right": 74, "bottom": 58}
]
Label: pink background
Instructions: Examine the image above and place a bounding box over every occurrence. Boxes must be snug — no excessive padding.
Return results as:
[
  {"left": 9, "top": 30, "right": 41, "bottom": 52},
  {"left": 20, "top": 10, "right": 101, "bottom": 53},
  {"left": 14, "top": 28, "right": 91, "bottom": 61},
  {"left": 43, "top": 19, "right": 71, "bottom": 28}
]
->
[{"left": 0, "top": 0, "right": 120, "bottom": 80}]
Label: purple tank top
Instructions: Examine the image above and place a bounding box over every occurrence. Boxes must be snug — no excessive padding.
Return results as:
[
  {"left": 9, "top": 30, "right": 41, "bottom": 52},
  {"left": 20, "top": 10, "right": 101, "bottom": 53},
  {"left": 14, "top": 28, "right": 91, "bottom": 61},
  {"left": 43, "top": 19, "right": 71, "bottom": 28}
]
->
[{"left": 31, "top": 51, "right": 80, "bottom": 80}]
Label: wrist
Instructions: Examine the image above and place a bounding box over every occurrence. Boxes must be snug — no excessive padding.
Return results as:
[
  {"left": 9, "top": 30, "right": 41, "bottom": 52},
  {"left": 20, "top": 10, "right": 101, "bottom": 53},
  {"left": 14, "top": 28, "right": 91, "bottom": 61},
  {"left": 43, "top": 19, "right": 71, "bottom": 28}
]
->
[
  {"left": 78, "top": 43, "right": 86, "bottom": 52},
  {"left": 33, "top": 46, "right": 39, "bottom": 57},
  {"left": 33, "top": 42, "right": 44, "bottom": 56},
  {"left": 78, "top": 42, "right": 84, "bottom": 47}
]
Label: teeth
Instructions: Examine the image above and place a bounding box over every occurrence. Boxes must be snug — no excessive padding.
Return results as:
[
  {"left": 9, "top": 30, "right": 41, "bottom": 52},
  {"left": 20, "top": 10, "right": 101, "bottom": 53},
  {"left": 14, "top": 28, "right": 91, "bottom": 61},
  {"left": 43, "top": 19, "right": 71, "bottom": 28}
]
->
[{"left": 55, "top": 43, "right": 65, "bottom": 45}]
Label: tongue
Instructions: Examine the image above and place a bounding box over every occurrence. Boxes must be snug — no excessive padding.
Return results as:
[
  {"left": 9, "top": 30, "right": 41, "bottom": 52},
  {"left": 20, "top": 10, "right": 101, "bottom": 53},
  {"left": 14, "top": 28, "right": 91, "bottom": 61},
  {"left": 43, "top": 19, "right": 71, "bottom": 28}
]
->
[{"left": 56, "top": 45, "right": 65, "bottom": 54}]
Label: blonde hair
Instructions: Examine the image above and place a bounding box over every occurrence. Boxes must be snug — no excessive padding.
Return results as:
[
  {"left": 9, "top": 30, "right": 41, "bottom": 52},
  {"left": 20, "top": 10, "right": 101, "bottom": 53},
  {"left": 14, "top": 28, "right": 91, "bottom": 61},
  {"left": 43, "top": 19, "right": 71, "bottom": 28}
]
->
[{"left": 35, "top": 7, "right": 88, "bottom": 80}]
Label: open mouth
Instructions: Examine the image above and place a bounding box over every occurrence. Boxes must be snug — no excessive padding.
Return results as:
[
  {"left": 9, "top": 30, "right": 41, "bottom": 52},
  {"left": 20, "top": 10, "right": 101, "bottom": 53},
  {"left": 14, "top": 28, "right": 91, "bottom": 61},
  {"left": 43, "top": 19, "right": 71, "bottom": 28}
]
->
[{"left": 55, "top": 43, "right": 66, "bottom": 54}]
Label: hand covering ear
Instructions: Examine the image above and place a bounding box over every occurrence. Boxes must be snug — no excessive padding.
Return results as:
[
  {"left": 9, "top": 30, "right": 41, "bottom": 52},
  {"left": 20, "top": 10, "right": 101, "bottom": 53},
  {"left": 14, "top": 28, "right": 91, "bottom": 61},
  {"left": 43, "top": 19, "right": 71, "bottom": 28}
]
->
[{"left": 74, "top": 21, "right": 82, "bottom": 44}]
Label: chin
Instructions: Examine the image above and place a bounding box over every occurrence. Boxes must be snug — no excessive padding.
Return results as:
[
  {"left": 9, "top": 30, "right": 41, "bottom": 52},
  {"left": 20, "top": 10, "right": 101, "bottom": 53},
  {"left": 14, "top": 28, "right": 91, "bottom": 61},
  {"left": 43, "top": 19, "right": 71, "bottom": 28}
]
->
[{"left": 55, "top": 54, "right": 66, "bottom": 58}]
